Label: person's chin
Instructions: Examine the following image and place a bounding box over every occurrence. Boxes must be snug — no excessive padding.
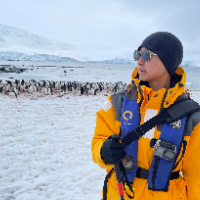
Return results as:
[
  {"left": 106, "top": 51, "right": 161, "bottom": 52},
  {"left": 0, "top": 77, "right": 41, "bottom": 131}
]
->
[{"left": 139, "top": 74, "right": 148, "bottom": 82}]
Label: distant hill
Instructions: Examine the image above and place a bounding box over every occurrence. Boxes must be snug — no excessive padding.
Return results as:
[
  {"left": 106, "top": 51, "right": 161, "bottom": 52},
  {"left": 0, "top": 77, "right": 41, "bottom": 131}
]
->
[
  {"left": 0, "top": 52, "right": 79, "bottom": 62},
  {"left": 0, "top": 51, "right": 137, "bottom": 64},
  {"left": 86, "top": 58, "right": 135, "bottom": 64},
  {"left": 0, "top": 51, "right": 200, "bottom": 67},
  {"left": 0, "top": 24, "right": 74, "bottom": 51}
]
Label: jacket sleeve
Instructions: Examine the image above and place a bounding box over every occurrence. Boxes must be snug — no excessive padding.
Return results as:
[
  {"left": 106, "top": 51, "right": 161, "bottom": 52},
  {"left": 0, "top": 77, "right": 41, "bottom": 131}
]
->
[
  {"left": 91, "top": 95, "right": 119, "bottom": 170},
  {"left": 182, "top": 122, "right": 200, "bottom": 200}
]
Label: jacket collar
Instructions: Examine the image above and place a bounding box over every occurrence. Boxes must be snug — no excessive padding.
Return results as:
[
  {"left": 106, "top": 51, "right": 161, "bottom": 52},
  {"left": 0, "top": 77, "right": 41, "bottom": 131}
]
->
[{"left": 131, "top": 66, "right": 187, "bottom": 109}]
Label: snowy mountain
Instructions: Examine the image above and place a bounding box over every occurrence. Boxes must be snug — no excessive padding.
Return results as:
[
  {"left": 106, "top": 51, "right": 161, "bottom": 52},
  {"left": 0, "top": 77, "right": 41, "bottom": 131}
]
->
[
  {"left": 0, "top": 24, "right": 74, "bottom": 51},
  {"left": 180, "top": 60, "right": 200, "bottom": 67},
  {"left": 0, "top": 51, "right": 79, "bottom": 62},
  {"left": 87, "top": 58, "right": 135, "bottom": 64},
  {"left": 0, "top": 51, "right": 200, "bottom": 66},
  {"left": 0, "top": 51, "right": 137, "bottom": 64}
]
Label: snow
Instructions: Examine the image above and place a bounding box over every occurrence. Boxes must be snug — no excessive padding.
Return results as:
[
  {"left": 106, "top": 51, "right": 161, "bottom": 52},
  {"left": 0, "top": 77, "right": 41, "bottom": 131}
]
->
[
  {"left": 0, "top": 24, "right": 74, "bottom": 52},
  {"left": 0, "top": 95, "right": 108, "bottom": 200},
  {"left": 0, "top": 61, "right": 200, "bottom": 200},
  {"left": 1, "top": 92, "right": 200, "bottom": 200}
]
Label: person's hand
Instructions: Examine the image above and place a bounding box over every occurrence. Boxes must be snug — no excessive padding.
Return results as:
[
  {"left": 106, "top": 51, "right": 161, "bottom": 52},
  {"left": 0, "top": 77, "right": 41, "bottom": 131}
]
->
[{"left": 101, "top": 134, "right": 126, "bottom": 164}]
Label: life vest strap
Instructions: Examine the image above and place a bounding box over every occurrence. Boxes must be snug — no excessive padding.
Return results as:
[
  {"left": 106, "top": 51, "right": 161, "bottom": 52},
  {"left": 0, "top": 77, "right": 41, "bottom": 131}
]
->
[
  {"left": 121, "top": 110, "right": 169, "bottom": 145},
  {"left": 121, "top": 98, "right": 200, "bottom": 146},
  {"left": 102, "top": 164, "right": 135, "bottom": 200},
  {"left": 136, "top": 168, "right": 180, "bottom": 180},
  {"left": 103, "top": 168, "right": 114, "bottom": 200}
]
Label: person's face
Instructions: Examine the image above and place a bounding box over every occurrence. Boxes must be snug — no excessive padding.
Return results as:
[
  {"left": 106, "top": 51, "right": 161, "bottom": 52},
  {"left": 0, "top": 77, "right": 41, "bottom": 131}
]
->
[{"left": 137, "top": 47, "right": 169, "bottom": 83}]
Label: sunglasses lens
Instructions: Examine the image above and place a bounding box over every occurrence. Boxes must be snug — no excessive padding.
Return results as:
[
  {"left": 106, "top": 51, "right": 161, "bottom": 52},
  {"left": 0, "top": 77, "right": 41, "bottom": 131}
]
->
[
  {"left": 141, "top": 49, "right": 150, "bottom": 62},
  {"left": 133, "top": 50, "right": 140, "bottom": 61},
  {"left": 133, "top": 49, "right": 152, "bottom": 62}
]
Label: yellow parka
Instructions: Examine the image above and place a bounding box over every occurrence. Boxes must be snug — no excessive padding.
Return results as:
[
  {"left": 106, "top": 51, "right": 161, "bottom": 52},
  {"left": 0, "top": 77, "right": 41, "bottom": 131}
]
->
[{"left": 91, "top": 67, "right": 200, "bottom": 200}]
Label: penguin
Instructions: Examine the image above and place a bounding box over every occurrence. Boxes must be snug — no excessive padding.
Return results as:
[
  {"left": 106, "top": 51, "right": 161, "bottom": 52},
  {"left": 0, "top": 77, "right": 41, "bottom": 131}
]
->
[
  {"left": 63, "top": 83, "right": 66, "bottom": 92},
  {"left": 41, "top": 86, "right": 46, "bottom": 94},
  {"left": 94, "top": 88, "right": 98, "bottom": 95},
  {"left": 55, "top": 81, "right": 61, "bottom": 90},
  {"left": 20, "top": 79, "right": 25, "bottom": 92},
  {"left": 58, "top": 90, "right": 64, "bottom": 97},
  {"left": 72, "top": 86, "right": 76, "bottom": 95},
  {"left": 80, "top": 86, "right": 84, "bottom": 95},
  {"left": 90, "top": 87, "right": 99, "bottom": 95},
  {"left": 98, "top": 83, "right": 103, "bottom": 91},
  {"left": 28, "top": 84, "right": 34, "bottom": 94},
  {"left": 49, "top": 82, "right": 53, "bottom": 95},
  {"left": 13, "top": 86, "right": 18, "bottom": 98},
  {"left": 52, "top": 81, "right": 55, "bottom": 89},
  {"left": 108, "top": 82, "right": 113, "bottom": 91},
  {"left": 0, "top": 83, "right": 3, "bottom": 93},
  {"left": 4, "top": 81, "right": 11, "bottom": 94},
  {"left": 90, "top": 87, "right": 94, "bottom": 95},
  {"left": 67, "top": 82, "right": 71, "bottom": 90},
  {"left": 21, "top": 79, "right": 25, "bottom": 86},
  {"left": 45, "top": 86, "right": 51, "bottom": 95},
  {"left": 113, "top": 83, "right": 119, "bottom": 92},
  {"left": 15, "top": 79, "right": 19, "bottom": 86},
  {"left": 73, "top": 82, "right": 77, "bottom": 90}
]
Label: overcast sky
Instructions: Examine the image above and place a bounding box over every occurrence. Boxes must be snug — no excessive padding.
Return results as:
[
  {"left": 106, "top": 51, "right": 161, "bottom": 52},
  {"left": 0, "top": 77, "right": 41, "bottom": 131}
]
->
[{"left": 0, "top": 0, "right": 200, "bottom": 61}]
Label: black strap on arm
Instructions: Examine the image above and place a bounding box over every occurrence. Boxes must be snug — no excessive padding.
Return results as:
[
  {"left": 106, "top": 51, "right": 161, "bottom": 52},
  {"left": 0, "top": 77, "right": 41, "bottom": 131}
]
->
[
  {"left": 103, "top": 168, "right": 114, "bottom": 200},
  {"left": 121, "top": 99, "right": 200, "bottom": 146}
]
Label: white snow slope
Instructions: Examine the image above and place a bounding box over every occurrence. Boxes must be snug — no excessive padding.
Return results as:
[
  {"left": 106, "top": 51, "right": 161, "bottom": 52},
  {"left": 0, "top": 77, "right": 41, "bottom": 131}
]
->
[{"left": 0, "top": 24, "right": 74, "bottom": 54}]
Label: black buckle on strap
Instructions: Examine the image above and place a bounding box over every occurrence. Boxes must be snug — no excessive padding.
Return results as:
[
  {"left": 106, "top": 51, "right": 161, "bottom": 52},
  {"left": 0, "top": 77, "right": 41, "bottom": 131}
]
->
[
  {"left": 136, "top": 168, "right": 180, "bottom": 180},
  {"left": 136, "top": 168, "right": 149, "bottom": 179}
]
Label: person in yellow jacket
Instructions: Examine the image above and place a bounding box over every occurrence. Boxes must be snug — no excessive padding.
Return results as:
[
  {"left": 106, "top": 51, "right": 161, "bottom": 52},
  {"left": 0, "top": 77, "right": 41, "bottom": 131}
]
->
[{"left": 91, "top": 31, "right": 200, "bottom": 200}]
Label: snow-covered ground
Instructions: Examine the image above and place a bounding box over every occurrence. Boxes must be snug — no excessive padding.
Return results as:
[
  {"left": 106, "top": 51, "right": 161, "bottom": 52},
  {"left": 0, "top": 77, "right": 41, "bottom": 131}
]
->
[
  {"left": 0, "top": 61, "right": 200, "bottom": 200},
  {"left": 1, "top": 92, "right": 200, "bottom": 200},
  {"left": 0, "top": 95, "right": 109, "bottom": 200}
]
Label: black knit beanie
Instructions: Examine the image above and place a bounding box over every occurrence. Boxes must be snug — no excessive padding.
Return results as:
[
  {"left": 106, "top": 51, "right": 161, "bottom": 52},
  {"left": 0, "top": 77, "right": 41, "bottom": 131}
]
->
[{"left": 138, "top": 32, "right": 183, "bottom": 76}]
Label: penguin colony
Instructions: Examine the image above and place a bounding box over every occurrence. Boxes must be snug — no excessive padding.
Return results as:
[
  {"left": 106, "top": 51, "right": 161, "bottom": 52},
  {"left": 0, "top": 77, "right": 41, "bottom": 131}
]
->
[{"left": 0, "top": 79, "right": 128, "bottom": 98}]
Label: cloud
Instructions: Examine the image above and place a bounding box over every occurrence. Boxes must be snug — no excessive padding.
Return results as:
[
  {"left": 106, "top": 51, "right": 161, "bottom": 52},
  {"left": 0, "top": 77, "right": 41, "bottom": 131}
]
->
[
  {"left": 0, "top": 0, "right": 200, "bottom": 60},
  {"left": 149, "top": 4, "right": 200, "bottom": 56}
]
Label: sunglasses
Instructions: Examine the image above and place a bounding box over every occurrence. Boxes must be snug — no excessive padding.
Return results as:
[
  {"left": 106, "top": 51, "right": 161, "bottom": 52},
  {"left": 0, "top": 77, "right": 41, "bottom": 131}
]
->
[{"left": 133, "top": 49, "right": 157, "bottom": 62}]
